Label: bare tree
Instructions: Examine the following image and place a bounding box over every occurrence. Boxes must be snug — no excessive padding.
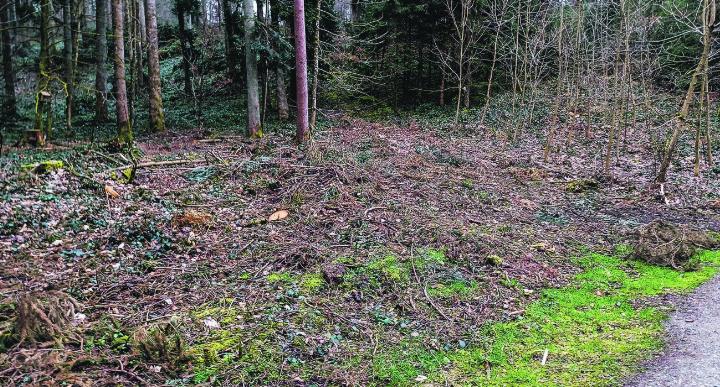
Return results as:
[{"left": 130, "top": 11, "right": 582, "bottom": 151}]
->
[
  {"left": 435, "top": 0, "right": 481, "bottom": 127},
  {"left": 480, "top": 0, "right": 510, "bottom": 125},
  {"left": 657, "top": 0, "right": 715, "bottom": 182}
]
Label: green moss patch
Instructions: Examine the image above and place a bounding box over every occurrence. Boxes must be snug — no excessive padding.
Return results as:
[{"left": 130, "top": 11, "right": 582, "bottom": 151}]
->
[{"left": 370, "top": 251, "right": 720, "bottom": 386}]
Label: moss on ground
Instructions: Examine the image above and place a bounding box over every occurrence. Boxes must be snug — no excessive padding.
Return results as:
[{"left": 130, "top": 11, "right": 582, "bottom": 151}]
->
[
  {"left": 179, "top": 250, "right": 719, "bottom": 385},
  {"left": 371, "top": 250, "right": 720, "bottom": 386}
]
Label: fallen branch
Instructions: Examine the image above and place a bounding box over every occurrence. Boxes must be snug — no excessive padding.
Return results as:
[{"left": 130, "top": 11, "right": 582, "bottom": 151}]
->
[{"left": 109, "top": 159, "right": 206, "bottom": 172}]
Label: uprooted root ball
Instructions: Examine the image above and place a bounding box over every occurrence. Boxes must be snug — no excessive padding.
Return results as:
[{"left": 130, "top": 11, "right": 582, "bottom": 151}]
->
[
  {"left": 13, "top": 291, "right": 82, "bottom": 346},
  {"left": 633, "top": 221, "right": 720, "bottom": 270}
]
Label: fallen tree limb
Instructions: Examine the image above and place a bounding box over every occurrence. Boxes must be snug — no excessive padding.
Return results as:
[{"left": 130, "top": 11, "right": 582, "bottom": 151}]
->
[{"left": 109, "top": 159, "right": 206, "bottom": 172}]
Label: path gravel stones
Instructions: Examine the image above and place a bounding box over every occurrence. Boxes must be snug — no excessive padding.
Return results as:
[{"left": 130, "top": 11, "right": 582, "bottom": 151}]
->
[{"left": 626, "top": 275, "right": 720, "bottom": 387}]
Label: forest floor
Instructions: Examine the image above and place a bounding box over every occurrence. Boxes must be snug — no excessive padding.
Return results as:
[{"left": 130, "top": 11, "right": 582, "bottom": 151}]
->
[{"left": 1, "top": 118, "right": 720, "bottom": 385}]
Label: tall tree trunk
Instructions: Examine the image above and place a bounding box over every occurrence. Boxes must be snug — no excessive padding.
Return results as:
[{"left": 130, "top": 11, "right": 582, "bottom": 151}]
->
[
  {"left": 34, "top": 0, "right": 53, "bottom": 146},
  {"left": 63, "top": 0, "right": 74, "bottom": 129},
  {"left": 270, "top": 0, "right": 288, "bottom": 119},
  {"left": 112, "top": 0, "right": 132, "bottom": 144},
  {"left": 294, "top": 0, "right": 309, "bottom": 142},
  {"left": 244, "top": 0, "right": 261, "bottom": 137},
  {"left": 177, "top": 4, "right": 193, "bottom": 94},
  {"left": 0, "top": 0, "right": 16, "bottom": 117},
  {"left": 145, "top": 0, "right": 164, "bottom": 131},
  {"left": 310, "top": 0, "right": 321, "bottom": 129},
  {"left": 221, "top": 0, "right": 239, "bottom": 86},
  {"left": 95, "top": 0, "right": 109, "bottom": 122}
]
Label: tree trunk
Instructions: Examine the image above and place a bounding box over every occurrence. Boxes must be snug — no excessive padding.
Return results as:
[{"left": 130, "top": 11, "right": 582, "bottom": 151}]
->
[
  {"left": 34, "top": 0, "right": 53, "bottom": 146},
  {"left": 221, "top": 0, "right": 239, "bottom": 86},
  {"left": 244, "top": 0, "right": 261, "bottom": 137},
  {"left": 294, "top": 0, "right": 309, "bottom": 142},
  {"left": 63, "top": 0, "right": 74, "bottom": 129},
  {"left": 145, "top": 0, "right": 164, "bottom": 131},
  {"left": 310, "top": 0, "right": 321, "bottom": 129},
  {"left": 95, "top": 0, "right": 109, "bottom": 122},
  {"left": 0, "top": 0, "right": 16, "bottom": 117},
  {"left": 177, "top": 4, "right": 193, "bottom": 94},
  {"left": 112, "top": 0, "right": 132, "bottom": 144}
]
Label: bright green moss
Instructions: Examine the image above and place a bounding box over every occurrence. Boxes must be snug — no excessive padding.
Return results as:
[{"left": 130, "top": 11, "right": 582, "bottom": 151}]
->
[
  {"left": 366, "top": 255, "right": 410, "bottom": 283},
  {"left": 300, "top": 273, "right": 325, "bottom": 293},
  {"left": 369, "top": 251, "right": 720, "bottom": 386},
  {"left": 266, "top": 272, "right": 294, "bottom": 283}
]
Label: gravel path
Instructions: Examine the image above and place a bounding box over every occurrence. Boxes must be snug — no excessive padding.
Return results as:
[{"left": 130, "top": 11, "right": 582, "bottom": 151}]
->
[{"left": 625, "top": 274, "right": 720, "bottom": 387}]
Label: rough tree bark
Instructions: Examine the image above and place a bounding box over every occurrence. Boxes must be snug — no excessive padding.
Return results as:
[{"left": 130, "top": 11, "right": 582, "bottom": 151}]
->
[
  {"left": 95, "top": 0, "right": 109, "bottom": 122},
  {"left": 145, "top": 0, "right": 165, "bottom": 131},
  {"left": 112, "top": 0, "right": 132, "bottom": 144},
  {"left": 244, "top": 0, "right": 261, "bottom": 137},
  {"left": 294, "top": 0, "right": 309, "bottom": 142},
  {"left": 0, "top": 0, "right": 16, "bottom": 117}
]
